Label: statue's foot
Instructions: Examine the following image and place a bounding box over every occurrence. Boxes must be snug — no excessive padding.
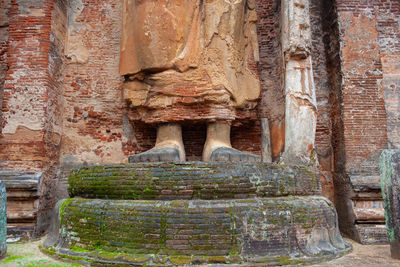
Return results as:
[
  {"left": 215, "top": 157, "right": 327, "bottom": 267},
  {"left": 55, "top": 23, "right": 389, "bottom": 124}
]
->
[
  {"left": 210, "top": 147, "right": 260, "bottom": 162},
  {"left": 129, "top": 123, "right": 185, "bottom": 163},
  {"left": 129, "top": 147, "right": 181, "bottom": 163}
]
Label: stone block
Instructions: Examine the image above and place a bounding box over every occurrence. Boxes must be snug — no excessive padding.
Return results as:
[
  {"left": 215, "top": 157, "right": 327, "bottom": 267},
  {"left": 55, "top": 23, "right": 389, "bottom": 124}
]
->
[
  {"left": 0, "top": 170, "right": 41, "bottom": 240},
  {"left": 380, "top": 149, "right": 400, "bottom": 259}
]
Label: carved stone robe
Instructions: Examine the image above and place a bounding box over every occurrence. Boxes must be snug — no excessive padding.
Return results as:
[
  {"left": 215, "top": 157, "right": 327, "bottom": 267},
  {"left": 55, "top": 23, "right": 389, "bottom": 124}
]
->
[{"left": 120, "top": 0, "right": 260, "bottom": 124}]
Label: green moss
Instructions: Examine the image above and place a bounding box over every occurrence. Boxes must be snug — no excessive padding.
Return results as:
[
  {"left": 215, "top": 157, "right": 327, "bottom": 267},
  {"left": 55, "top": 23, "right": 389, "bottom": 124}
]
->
[
  {"left": 279, "top": 182, "right": 286, "bottom": 195},
  {"left": 68, "top": 163, "right": 321, "bottom": 200},
  {"left": 143, "top": 186, "right": 156, "bottom": 196},
  {"left": 2, "top": 255, "right": 24, "bottom": 263},
  {"left": 122, "top": 253, "right": 151, "bottom": 262},
  {"left": 71, "top": 245, "right": 91, "bottom": 253},
  {"left": 169, "top": 255, "right": 192, "bottom": 264},
  {"left": 59, "top": 198, "right": 74, "bottom": 224},
  {"left": 40, "top": 246, "right": 56, "bottom": 256},
  {"left": 207, "top": 256, "right": 227, "bottom": 263},
  {"left": 159, "top": 205, "right": 169, "bottom": 248},
  {"left": 41, "top": 246, "right": 89, "bottom": 264},
  {"left": 97, "top": 249, "right": 123, "bottom": 260},
  {"left": 301, "top": 223, "right": 313, "bottom": 229},
  {"left": 276, "top": 256, "right": 306, "bottom": 265},
  {"left": 24, "top": 263, "right": 82, "bottom": 267}
]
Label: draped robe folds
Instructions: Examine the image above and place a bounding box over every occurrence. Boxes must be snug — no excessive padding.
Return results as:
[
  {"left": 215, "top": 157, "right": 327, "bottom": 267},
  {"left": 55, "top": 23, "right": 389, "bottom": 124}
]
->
[{"left": 120, "top": 0, "right": 261, "bottom": 124}]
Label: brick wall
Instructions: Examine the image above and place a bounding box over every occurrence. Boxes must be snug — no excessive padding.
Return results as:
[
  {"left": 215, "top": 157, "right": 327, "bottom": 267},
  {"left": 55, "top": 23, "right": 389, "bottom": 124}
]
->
[
  {"left": 59, "top": 0, "right": 126, "bottom": 168},
  {"left": 0, "top": 0, "right": 10, "bottom": 135},
  {"left": 1, "top": 0, "right": 57, "bottom": 169},
  {"left": 336, "top": 0, "right": 388, "bottom": 173},
  {"left": 255, "top": 0, "right": 284, "bottom": 161},
  {"left": 310, "top": 0, "right": 336, "bottom": 201},
  {"left": 377, "top": 1, "right": 400, "bottom": 149},
  {"left": 332, "top": 0, "right": 393, "bottom": 243},
  {"left": 36, "top": 0, "right": 67, "bottom": 234},
  {"left": 0, "top": 0, "right": 67, "bottom": 235}
]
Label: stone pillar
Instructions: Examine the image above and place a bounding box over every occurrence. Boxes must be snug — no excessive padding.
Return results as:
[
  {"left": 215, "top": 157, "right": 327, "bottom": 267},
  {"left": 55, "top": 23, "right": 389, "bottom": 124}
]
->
[
  {"left": 380, "top": 150, "right": 400, "bottom": 259},
  {"left": 0, "top": 181, "right": 6, "bottom": 259},
  {"left": 261, "top": 118, "right": 272, "bottom": 162},
  {"left": 281, "top": 0, "right": 317, "bottom": 164}
]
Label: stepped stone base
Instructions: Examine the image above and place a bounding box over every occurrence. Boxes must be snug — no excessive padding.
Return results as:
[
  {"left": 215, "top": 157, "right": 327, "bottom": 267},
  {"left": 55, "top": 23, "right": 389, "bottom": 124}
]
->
[
  {"left": 68, "top": 162, "right": 321, "bottom": 200},
  {"left": 44, "top": 197, "right": 349, "bottom": 266},
  {"left": 355, "top": 224, "right": 388, "bottom": 244},
  {"left": 349, "top": 174, "right": 388, "bottom": 244},
  {"left": 43, "top": 162, "right": 350, "bottom": 265},
  {"left": 0, "top": 170, "right": 41, "bottom": 240}
]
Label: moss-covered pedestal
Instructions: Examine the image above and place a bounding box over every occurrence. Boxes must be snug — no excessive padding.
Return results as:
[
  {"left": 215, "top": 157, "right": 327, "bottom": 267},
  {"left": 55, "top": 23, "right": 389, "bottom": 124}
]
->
[
  {"left": 0, "top": 181, "right": 6, "bottom": 260},
  {"left": 43, "top": 162, "right": 350, "bottom": 265}
]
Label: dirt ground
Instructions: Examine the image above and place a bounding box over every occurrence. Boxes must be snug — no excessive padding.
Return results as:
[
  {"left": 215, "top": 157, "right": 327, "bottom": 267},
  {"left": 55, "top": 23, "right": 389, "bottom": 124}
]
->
[{"left": 1, "top": 238, "right": 400, "bottom": 266}]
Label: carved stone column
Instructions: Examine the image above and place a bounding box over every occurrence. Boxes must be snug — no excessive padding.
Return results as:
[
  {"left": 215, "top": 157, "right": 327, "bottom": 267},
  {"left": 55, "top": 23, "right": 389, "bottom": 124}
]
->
[{"left": 281, "top": 0, "right": 317, "bottom": 164}]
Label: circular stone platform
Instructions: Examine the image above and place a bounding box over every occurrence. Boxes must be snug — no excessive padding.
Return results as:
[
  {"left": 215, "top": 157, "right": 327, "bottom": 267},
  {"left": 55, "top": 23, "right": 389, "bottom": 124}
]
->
[
  {"left": 43, "top": 162, "right": 350, "bottom": 266},
  {"left": 68, "top": 162, "right": 321, "bottom": 199}
]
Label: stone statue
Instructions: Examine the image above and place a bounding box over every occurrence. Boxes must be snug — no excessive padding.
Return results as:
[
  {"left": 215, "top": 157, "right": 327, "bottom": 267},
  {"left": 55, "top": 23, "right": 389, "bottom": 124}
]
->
[{"left": 120, "top": 0, "right": 261, "bottom": 162}]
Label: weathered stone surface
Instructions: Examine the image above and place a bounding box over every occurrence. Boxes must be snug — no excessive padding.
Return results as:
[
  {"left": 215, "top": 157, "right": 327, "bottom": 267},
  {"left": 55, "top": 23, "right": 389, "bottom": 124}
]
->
[
  {"left": 44, "top": 196, "right": 349, "bottom": 266},
  {"left": 355, "top": 224, "right": 389, "bottom": 245},
  {"left": 209, "top": 147, "right": 260, "bottom": 162},
  {"left": 60, "top": 0, "right": 127, "bottom": 166},
  {"left": 382, "top": 54, "right": 400, "bottom": 149},
  {"left": 378, "top": 4, "right": 400, "bottom": 150},
  {"left": 0, "top": 170, "right": 41, "bottom": 240},
  {"left": 129, "top": 147, "right": 181, "bottom": 163},
  {"left": 0, "top": 181, "right": 6, "bottom": 259},
  {"left": 315, "top": 0, "right": 395, "bottom": 244},
  {"left": 282, "top": 57, "right": 317, "bottom": 164},
  {"left": 57, "top": 162, "right": 350, "bottom": 265},
  {"left": 281, "top": 0, "right": 312, "bottom": 58},
  {"left": 255, "top": 0, "right": 285, "bottom": 162},
  {"left": 350, "top": 175, "right": 387, "bottom": 241},
  {"left": 380, "top": 150, "right": 400, "bottom": 259},
  {"left": 281, "top": 0, "right": 317, "bottom": 164},
  {"left": 354, "top": 207, "right": 385, "bottom": 223},
  {"left": 121, "top": 0, "right": 260, "bottom": 123},
  {"left": 68, "top": 163, "right": 321, "bottom": 200},
  {"left": 260, "top": 118, "right": 272, "bottom": 162}
]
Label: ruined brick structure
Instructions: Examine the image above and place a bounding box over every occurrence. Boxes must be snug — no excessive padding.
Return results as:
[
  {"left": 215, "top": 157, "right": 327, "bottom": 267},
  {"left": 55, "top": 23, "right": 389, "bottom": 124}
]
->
[{"left": 0, "top": 0, "right": 399, "bottom": 248}]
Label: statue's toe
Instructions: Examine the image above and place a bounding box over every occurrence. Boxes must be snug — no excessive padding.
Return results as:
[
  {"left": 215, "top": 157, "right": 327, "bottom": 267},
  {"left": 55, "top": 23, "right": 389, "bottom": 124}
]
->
[
  {"left": 129, "top": 147, "right": 181, "bottom": 163},
  {"left": 210, "top": 147, "right": 260, "bottom": 162}
]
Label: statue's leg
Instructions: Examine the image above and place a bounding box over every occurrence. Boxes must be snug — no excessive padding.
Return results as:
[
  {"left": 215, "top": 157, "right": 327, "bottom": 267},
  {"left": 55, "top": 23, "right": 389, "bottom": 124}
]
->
[
  {"left": 129, "top": 123, "right": 185, "bottom": 162},
  {"left": 203, "top": 122, "right": 260, "bottom": 162}
]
